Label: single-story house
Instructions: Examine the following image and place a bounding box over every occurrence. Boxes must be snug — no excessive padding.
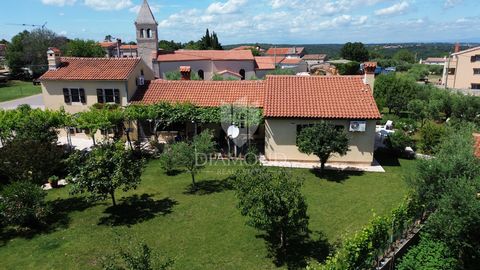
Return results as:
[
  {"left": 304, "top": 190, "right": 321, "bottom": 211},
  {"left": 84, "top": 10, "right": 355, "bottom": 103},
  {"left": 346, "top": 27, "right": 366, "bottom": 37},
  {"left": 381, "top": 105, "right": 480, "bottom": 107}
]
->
[
  {"left": 302, "top": 54, "right": 328, "bottom": 70},
  {"left": 265, "top": 47, "right": 306, "bottom": 58}
]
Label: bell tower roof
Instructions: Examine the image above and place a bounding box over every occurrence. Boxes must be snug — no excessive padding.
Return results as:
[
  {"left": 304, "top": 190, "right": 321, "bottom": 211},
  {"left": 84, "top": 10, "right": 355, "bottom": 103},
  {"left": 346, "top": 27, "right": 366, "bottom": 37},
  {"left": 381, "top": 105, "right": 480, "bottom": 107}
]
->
[{"left": 135, "top": 0, "right": 157, "bottom": 25}]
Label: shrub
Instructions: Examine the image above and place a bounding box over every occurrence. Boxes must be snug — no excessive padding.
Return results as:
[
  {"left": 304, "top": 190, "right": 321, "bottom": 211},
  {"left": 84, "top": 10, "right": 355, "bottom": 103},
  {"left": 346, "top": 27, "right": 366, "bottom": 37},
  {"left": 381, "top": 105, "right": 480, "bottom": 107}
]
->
[
  {"left": 102, "top": 242, "right": 173, "bottom": 270},
  {"left": 418, "top": 122, "right": 446, "bottom": 155},
  {"left": 244, "top": 144, "right": 259, "bottom": 165},
  {"left": 159, "top": 145, "right": 177, "bottom": 175},
  {"left": 0, "top": 181, "right": 50, "bottom": 229},
  {"left": 386, "top": 131, "right": 414, "bottom": 157},
  {"left": 397, "top": 238, "right": 457, "bottom": 270}
]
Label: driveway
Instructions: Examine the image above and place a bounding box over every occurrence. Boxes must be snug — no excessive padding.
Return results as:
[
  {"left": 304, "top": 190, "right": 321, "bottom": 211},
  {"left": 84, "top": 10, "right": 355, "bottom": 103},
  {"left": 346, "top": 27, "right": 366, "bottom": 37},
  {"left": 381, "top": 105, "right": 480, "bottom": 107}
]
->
[{"left": 0, "top": 94, "right": 44, "bottom": 110}]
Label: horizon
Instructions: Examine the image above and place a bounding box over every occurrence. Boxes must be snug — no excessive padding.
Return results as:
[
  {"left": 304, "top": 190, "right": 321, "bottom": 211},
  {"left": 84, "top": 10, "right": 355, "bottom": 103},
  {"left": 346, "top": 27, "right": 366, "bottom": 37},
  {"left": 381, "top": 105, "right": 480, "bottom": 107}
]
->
[{"left": 1, "top": 0, "right": 479, "bottom": 44}]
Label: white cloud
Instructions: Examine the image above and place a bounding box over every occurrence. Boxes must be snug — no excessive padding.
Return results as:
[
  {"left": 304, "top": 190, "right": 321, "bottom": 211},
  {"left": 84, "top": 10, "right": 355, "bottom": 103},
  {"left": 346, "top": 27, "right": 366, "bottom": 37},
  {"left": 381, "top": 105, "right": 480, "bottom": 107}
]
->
[
  {"left": 206, "top": 0, "right": 247, "bottom": 14},
  {"left": 374, "top": 1, "right": 409, "bottom": 16},
  {"left": 444, "top": 0, "right": 462, "bottom": 8},
  {"left": 59, "top": 30, "right": 68, "bottom": 36},
  {"left": 41, "top": 0, "right": 76, "bottom": 6},
  {"left": 84, "top": 0, "right": 133, "bottom": 11}
]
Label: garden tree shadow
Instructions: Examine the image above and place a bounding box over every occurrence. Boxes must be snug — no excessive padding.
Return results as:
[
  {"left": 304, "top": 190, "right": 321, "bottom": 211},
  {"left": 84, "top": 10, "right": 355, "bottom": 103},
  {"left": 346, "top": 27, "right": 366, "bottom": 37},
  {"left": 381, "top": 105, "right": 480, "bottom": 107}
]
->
[
  {"left": 258, "top": 230, "right": 331, "bottom": 269},
  {"left": 165, "top": 169, "right": 183, "bottom": 176},
  {"left": 374, "top": 150, "right": 401, "bottom": 167},
  {"left": 310, "top": 168, "right": 364, "bottom": 183},
  {"left": 0, "top": 196, "right": 93, "bottom": 247},
  {"left": 98, "top": 194, "right": 177, "bottom": 227},
  {"left": 183, "top": 178, "right": 233, "bottom": 195}
]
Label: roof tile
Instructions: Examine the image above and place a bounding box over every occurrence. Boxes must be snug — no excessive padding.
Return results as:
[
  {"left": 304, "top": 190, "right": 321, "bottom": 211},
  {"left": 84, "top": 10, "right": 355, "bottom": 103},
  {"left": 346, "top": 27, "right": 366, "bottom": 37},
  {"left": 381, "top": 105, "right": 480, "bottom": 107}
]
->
[{"left": 156, "top": 50, "right": 254, "bottom": 62}]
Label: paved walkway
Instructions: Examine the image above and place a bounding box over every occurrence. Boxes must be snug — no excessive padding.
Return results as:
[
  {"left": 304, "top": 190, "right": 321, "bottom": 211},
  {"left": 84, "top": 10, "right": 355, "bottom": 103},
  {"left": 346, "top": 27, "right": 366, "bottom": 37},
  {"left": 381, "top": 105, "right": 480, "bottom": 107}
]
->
[
  {"left": 260, "top": 156, "right": 385, "bottom": 172},
  {"left": 0, "top": 94, "right": 44, "bottom": 110}
]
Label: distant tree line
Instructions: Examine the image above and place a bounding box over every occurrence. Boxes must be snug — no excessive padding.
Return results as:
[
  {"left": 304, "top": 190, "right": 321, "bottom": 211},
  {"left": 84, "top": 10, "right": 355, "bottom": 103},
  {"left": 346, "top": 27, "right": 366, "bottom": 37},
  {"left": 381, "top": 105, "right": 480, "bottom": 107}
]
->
[{"left": 158, "top": 28, "right": 223, "bottom": 51}]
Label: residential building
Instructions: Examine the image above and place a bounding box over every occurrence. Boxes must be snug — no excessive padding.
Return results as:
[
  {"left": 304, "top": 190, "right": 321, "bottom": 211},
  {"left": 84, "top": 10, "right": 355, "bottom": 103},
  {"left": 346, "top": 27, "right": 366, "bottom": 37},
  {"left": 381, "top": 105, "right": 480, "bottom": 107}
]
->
[
  {"left": 132, "top": 70, "right": 380, "bottom": 165},
  {"left": 302, "top": 54, "right": 328, "bottom": 70},
  {"left": 40, "top": 48, "right": 154, "bottom": 114},
  {"left": 442, "top": 45, "right": 480, "bottom": 93},
  {"left": 265, "top": 47, "right": 305, "bottom": 58},
  {"left": 419, "top": 57, "right": 445, "bottom": 65},
  {"left": 99, "top": 41, "right": 118, "bottom": 57},
  {"left": 254, "top": 56, "right": 278, "bottom": 78},
  {"left": 278, "top": 57, "right": 308, "bottom": 73}
]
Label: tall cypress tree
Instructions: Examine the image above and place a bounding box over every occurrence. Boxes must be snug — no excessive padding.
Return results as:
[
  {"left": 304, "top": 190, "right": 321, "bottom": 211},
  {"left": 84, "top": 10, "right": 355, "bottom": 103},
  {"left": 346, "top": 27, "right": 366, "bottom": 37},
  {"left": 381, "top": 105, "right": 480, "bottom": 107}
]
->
[{"left": 204, "top": 29, "right": 211, "bottom": 49}]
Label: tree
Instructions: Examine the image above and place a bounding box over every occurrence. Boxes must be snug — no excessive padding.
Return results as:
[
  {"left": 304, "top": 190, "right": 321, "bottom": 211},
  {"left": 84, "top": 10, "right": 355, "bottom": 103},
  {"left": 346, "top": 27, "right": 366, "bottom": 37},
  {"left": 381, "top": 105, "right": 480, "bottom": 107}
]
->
[
  {"left": 233, "top": 165, "right": 309, "bottom": 252},
  {"left": 173, "top": 130, "right": 215, "bottom": 187},
  {"left": 418, "top": 122, "right": 446, "bottom": 155},
  {"left": 5, "top": 30, "right": 29, "bottom": 78},
  {"left": 407, "top": 99, "right": 427, "bottom": 126},
  {"left": 296, "top": 122, "right": 349, "bottom": 173},
  {"left": 158, "top": 40, "right": 183, "bottom": 51},
  {"left": 397, "top": 237, "right": 457, "bottom": 270},
  {"left": 386, "top": 131, "right": 414, "bottom": 156},
  {"left": 69, "top": 142, "right": 145, "bottom": 206},
  {"left": 393, "top": 49, "right": 415, "bottom": 64},
  {"left": 0, "top": 181, "right": 50, "bottom": 229},
  {"left": 335, "top": 61, "right": 360, "bottom": 75},
  {"left": 104, "top": 35, "right": 113, "bottom": 42},
  {"left": 374, "top": 73, "right": 418, "bottom": 115},
  {"left": 340, "top": 42, "right": 369, "bottom": 62},
  {"left": 65, "top": 39, "right": 105, "bottom": 57},
  {"left": 266, "top": 68, "right": 296, "bottom": 75}
]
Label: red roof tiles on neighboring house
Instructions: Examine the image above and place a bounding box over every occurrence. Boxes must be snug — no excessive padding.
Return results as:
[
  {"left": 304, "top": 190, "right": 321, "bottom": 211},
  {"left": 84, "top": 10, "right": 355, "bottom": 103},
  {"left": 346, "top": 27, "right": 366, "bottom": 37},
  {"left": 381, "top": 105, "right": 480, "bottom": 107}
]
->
[
  {"left": 132, "top": 75, "right": 381, "bottom": 120},
  {"left": 266, "top": 47, "right": 305, "bottom": 56},
  {"left": 264, "top": 76, "right": 381, "bottom": 119},
  {"left": 131, "top": 80, "right": 265, "bottom": 107},
  {"left": 39, "top": 57, "right": 141, "bottom": 81},
  {"left": 302, "top": 54, "right": 327, "bottom": 61},
  {"left": 156, "top": 50, "right": 254, "bottom": 62},
  {"left": 254, "top": 56, "right": 283, "bottom": 70},
  {"left": 474, "top": 134, "right": 480, "bottom": 158},
  {"left": 99, "top": 42, "right": 116, "bottom": 48},
  {"left": 280, "top": 58, "right": 303, "bottom": 65},
  {"left": 120, "top": 44, "right": 138, "bottom": 50}
]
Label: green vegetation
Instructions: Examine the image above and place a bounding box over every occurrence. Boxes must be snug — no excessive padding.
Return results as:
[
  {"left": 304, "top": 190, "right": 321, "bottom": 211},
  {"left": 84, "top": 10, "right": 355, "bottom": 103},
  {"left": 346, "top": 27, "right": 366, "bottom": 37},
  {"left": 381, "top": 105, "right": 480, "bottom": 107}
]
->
[
  {"left": 0, "top": 157, "right": 413, "bottom": 269},
  {"left": 158, "top": 28, "right": 222, "bottom": 51},
  {"left": 340, "top": 42, "right": 369, "bottom": 62},
  {"left": 397, "top": 238, "right": 457, "bottom": 270},
  {"left": 64, "top": 39, "right": 105, "bottom": 57},
  {"left": 0, "top": 80, "right": 42, "bottom": 102}
]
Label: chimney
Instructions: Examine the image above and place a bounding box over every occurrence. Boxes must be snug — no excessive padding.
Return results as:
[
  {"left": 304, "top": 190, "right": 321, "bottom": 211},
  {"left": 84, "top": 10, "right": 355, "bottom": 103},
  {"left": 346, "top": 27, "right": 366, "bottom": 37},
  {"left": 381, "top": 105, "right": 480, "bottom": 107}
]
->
[
  {"left": 180, "top": 66, "right": 191, "bottom": 80},
  {"left": 47, "top": 47, "right": 61, "bottom": 70},
  {"left": 454, "top": 42, "right": 460, "bottom": 53},
  {"left": 363, "top": 62, "right": 377, "bottom": 91}
]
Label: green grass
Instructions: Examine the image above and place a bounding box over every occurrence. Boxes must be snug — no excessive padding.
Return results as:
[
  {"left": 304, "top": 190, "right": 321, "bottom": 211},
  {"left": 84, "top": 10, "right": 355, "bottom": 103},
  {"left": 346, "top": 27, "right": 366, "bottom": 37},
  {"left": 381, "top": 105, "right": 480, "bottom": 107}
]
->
[
  {"left": 0, "top": 156, "right": 415, "bottom": 269},
  {"left": 0, "top": 80, "right": 42, "bottom": 103}
]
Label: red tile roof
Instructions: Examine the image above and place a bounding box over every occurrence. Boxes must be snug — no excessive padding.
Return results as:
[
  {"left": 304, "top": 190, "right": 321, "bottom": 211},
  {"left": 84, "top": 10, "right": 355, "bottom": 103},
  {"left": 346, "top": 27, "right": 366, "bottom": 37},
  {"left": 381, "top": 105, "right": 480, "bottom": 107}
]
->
[
  {"left": 99, "top": 42, "right": 116, "bottom": 48},
  {"left": 255, "top": 56, "right": 283, "bottom": 70},
  {"left": 231, "top": 45, "right": 254, "bottom": 51},
  {"left": 474, "top": 134, "right": 480, "bottom": 158},
  {"left": 48, "top": 47, "right": 61, "bottom": 53},
  {"left": 120, "top": 44, "right": 138, "bottom": 50},
  {"left": 156, "top": 50, "right": 254, "bottom": 62},
  {"left": 132, "top": 76, "right": 381, "bottom": 120},
  {"left": 264, "top": 76, "right": 381, "bottom": 119},
  {"left": 131, "top": 80, "right": 264, "bottom": 107},
  {"left": 266, "top": 47, "right": 305, "bottom": 56},
  {"left": 281, "top": 58, "right": 303, "bottom": 65},
  {"left": 39, "top": 57, "right": 141, "bottom": 81},
  {"left": 363, "top": 62, "right": 377, "bottom": 68}
]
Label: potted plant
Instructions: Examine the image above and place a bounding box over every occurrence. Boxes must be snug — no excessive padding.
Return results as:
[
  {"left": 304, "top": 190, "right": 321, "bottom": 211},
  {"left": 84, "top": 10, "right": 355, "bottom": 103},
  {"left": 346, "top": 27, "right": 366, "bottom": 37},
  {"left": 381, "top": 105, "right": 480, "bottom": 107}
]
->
[{"left": 48, "top": 175, "right": 59, "bottom": 188}]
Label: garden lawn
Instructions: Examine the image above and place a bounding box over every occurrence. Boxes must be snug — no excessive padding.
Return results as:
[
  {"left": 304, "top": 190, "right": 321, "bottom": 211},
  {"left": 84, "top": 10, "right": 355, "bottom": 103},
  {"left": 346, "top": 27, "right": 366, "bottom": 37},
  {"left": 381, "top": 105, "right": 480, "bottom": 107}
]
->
[
  {"left": 0, "top": 80, "right": 41, "bottom": 102},
  {"left": 0, "top": 155, "right": 414, "bottom": 269}
]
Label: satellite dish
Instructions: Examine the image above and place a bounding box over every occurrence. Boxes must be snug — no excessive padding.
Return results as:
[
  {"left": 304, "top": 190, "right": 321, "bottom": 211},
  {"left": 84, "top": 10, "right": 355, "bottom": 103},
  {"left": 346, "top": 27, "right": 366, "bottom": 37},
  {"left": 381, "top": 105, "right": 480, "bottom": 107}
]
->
[{"left": 227, "top": 125, "right": 240, "bottom": 139}]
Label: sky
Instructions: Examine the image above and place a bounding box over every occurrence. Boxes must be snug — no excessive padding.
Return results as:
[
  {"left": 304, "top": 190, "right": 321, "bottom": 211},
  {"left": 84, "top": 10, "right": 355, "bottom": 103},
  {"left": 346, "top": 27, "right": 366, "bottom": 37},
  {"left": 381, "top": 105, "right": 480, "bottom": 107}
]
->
[{"left": 1, "top": 0, "right": 479, "bottom": 44}]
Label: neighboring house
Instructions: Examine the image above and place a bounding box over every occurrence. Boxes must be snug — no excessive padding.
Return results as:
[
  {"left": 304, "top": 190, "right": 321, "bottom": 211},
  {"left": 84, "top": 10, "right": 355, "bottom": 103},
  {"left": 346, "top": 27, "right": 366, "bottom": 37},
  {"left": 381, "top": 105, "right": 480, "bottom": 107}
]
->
[
  {"left": 99, "top": 42, "right": 139, "bottom": 58},
  {"left": 302, "top": 54, "right": 328, "bottom": 70},
  {"left": 132, "top": 69, "right": 380, "bottom": 165},
  {"left": 154, "top": 50, "right": 256, "bottom": 80},
  {"left": 99, "top": 41, "right": 117, "bottom": 57},
  {"left": 231, "top": 45, "right": 265, "bottom": 53},
  {"left": 279, "top": 57, "right": 308, "bottom": 73},
  {"left": 120, "top": 44, "right": 138, "bottom": 58},
  {"left": 40, "top": 48, "right": 154, "bottom": 115},
  {"left": 419, "top": 57, "right": 445, "bottom": 65},
  {"left": 442, "top": 45, "right": 480, "bottom": 93},
  {"left": 254, "top": 56, "right": 279, "bottom": 78},
  {"left": 265, "top": 47, "right": 305, "bottom": 58}
]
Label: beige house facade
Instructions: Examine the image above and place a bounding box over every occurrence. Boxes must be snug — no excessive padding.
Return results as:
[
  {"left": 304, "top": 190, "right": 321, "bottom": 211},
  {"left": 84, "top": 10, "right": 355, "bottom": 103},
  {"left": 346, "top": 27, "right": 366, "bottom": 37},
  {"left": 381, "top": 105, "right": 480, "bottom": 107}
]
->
[{"left": 443, "top": 46, "right": 480, "bottom": 93}]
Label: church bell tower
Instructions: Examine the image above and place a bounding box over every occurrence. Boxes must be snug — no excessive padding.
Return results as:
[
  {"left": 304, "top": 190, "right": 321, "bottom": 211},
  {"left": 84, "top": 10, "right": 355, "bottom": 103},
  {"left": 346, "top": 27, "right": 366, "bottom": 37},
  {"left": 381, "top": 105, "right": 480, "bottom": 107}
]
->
[{"left": 135, "top": 0, "right": 158, "bottom": 70}]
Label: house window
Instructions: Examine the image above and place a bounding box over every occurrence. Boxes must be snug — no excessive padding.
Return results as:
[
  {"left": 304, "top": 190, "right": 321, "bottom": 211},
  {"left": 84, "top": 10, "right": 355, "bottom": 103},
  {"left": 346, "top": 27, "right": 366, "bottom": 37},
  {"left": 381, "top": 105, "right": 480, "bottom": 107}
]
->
[
  {"left": 448, "top": 68, "right": 456, "bottom": 75},
  {"left": 471, "top": 55, "right": 480, "bottom": 62},
  {"left": 239, "top": 69, "right": 246, "bottom": 80},
  {"left": 62, "top": 88, "right": 86, "bottom": 104},
  {"left": 474, "top": 68, "right": 480, "bottom": 75},
  {"left": 97, "top": 88, "right": 120, "bottom": 104},
  {"left": 140, "top": 29, "right": 145, "bottom": 38},
  {"left": 198, "top": 69, "right": 204, "bottom": 80},
  {"left": 146, "top": 29, "right": 152, "bottom": 38},
  {"left": 472, "top": 84, "right": 480, "bottom": 89}
]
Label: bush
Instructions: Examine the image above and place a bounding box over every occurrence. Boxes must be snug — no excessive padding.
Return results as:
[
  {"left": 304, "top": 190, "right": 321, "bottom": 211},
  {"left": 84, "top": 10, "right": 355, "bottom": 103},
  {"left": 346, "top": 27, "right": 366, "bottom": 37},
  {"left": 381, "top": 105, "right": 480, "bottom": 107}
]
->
[
  {"left": 102, "top": 242, "right": 173, "bottom": 270},
  {"left": 418, "top": 122, "right": 446, "bottom": 155},
  {"left": 386, "top": 131, "right": 414, "bottom": 157},
  {"left": 0, "top": 181, "right": 50, "bottom": 229},
  {"left": 335, "top": 61, "right": 360, "bottom": 75},
  {"left": 159, "top": 145, "right": 177, "bottom": 175},
  {"left": 244, "top": 144, "right": 259, "bottom": 165},
  {"left": 397, "top": 237, "right": 457, "bottom": 270}
]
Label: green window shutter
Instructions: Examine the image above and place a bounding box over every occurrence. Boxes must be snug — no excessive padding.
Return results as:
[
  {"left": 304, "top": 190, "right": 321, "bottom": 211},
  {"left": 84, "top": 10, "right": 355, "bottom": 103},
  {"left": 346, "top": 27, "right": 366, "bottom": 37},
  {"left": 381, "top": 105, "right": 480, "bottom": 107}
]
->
[
  {"left": 63, "top": 88, "right": 71, "bottom": 103},
  {"left": 96, "top": 89, "right": 104, "bottom": 103}
]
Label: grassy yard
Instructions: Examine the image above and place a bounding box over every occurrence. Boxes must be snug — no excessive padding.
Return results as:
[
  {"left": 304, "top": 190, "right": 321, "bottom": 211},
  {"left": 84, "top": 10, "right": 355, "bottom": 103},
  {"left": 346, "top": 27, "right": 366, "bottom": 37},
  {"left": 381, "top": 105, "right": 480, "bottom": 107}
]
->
[
  {"left": 0, "top": 155, "right": 414, "bottom": 269},
  {"left": 0, "top": 80, "right": 42, "bottom": 103}
]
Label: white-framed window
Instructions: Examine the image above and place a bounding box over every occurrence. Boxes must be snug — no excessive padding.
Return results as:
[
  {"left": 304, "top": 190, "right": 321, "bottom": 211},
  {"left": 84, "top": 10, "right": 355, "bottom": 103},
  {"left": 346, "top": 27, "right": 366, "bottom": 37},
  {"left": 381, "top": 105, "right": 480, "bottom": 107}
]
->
[
  {"left": 472, "top": 84, "right": 480, "bottom": 90},
  {"left": 62, "top": 88, "right": 86, "bottom": 104},
  {"left": 97, "top": 88, "right": 120, "bottom": 104}
]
